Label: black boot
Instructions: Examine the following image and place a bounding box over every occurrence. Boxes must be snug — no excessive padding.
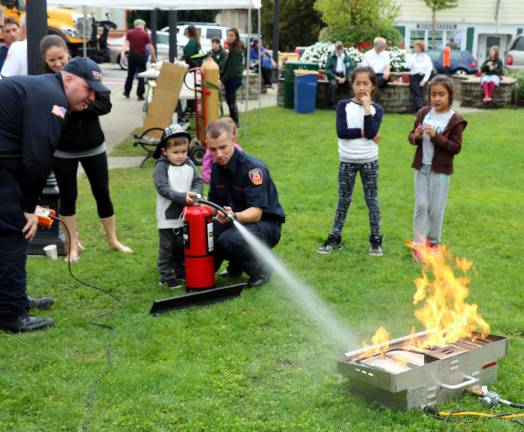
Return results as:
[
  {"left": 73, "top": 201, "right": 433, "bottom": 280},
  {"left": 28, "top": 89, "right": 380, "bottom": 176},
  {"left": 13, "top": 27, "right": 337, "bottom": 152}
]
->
[
  {"left": 0, "top": 314, "right": 54, "bottom": 333},
  {"left": 27, "top": 295, "right": 54, "bottom": 310}
]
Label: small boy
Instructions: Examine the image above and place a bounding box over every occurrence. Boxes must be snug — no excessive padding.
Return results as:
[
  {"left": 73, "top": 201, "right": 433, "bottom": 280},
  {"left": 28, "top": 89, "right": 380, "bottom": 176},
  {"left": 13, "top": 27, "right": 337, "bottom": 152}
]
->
[{"left": 153, "top": 124, "right": 203, "bottom": 288}]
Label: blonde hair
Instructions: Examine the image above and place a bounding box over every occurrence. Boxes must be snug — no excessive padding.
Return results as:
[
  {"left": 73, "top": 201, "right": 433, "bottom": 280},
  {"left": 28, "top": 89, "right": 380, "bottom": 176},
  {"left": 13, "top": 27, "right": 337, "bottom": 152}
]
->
[
  {"left": 133, "top": 19, "right": 145, "bottom": 28},
  {"left": 373, "top": 37, "right": 386, "bottom": 48},
  {"left": 489, "top": 45, "right": 500, "bottom": 60},
  {"left": 413, "top": 40, "right": 426, "bottom": 52}
]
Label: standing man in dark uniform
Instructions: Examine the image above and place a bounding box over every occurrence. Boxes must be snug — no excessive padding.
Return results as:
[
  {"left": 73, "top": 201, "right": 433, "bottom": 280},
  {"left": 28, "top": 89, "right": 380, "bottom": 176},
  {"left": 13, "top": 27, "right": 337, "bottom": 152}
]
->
[
  {"left": 0, "top": 57, "right": 109, "bottom": 333},
  {"left": 123, "top": 19, "right": 156, "bottom": 101},
  {"left": 206, "top": 119, "right": 285, "bottom": 287}
]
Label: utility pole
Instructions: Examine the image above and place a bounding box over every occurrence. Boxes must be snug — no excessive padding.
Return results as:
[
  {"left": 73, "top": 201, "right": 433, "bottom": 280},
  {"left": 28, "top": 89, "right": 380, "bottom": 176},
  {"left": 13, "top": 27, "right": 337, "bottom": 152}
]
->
[{"left": 26, "top": 0, "right": 48, "bottom": 74}]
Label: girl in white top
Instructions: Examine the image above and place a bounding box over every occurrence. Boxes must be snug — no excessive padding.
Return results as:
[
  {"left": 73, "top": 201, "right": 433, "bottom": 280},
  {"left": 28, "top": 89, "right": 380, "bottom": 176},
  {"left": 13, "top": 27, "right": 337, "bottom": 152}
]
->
[
  {"left": 318, "top": 66, "right": 385, "bottom": 257},
  {"left": 407, "top": 40, "right": 433, "bottom": 112}
]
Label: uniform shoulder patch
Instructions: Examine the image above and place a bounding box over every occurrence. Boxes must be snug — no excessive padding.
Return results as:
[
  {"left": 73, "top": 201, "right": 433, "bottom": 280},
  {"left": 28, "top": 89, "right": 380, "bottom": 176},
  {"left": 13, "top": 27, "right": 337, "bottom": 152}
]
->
[
  {"left": 51, "top": 105, "right": 67, "bottom": 119},
  {"left": 248, "top": 167, "right": 264, "bottom": 185}
]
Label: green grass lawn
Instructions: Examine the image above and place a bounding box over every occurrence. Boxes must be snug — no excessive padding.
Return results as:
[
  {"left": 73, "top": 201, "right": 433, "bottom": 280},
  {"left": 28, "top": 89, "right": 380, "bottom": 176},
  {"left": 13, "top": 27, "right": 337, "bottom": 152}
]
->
[{"left": 1, "top": 107, "right": 523, "bottom": 431}]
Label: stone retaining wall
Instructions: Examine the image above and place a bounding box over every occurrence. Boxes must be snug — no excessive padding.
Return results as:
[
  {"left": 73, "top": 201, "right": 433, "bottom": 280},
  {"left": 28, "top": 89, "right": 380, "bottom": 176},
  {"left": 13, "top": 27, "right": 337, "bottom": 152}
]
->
[
  {"left": 316, "top": 80, "right": 416, "bottom": 113},
  {"left": 277, "top": 79, "right": 284, "bottom": 107},
  {"left": 451, "top": 74, "right": 468, "bottom": 100},
  {"left": 239, "top": 72, "right": 267, "bottom": 101},
  {"left": 461, "top": 76, "right": 516, "bottom": 109}
]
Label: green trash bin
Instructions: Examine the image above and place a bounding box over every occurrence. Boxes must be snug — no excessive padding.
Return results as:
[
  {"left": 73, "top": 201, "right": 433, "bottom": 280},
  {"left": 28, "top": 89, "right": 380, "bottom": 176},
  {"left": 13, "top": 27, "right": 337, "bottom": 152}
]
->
[{"left": 283, "top": 61, "right": 319, "bottom": 109}]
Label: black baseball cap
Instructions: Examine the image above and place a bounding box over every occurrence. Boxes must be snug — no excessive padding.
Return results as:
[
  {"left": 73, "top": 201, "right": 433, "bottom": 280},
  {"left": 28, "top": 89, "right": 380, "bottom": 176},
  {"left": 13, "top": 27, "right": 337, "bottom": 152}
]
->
[{"left": 63, "top": 57, "right": 110, "bottom": 93}]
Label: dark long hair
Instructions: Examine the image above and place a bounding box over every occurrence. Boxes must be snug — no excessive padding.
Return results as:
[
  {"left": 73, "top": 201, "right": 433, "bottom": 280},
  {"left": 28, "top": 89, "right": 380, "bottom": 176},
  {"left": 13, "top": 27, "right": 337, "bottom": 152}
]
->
[
  {"left": 227, "top": 27, "right": 244, "bottom": 50},
  {"left": 186, "top": 25, "right": 200, "bottom": 45},
  {"left": 427, "top": 75, "right": 454, "bottom": 107}
]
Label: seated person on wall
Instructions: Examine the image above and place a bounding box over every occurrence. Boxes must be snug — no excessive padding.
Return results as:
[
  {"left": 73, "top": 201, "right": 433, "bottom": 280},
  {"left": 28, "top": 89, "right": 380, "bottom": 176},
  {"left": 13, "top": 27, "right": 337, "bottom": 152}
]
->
[
  {"left": 326, "top": 41, "right": 355, "bottom": 109},
  {"left": 206, "top": 119, "right": 285, "bottom": 288},
  {"left": 480, "top": 45, "right": 503, "bottom": 103},
  {"left": 361, "top": 37, "right": 391, "bottom": 91}
]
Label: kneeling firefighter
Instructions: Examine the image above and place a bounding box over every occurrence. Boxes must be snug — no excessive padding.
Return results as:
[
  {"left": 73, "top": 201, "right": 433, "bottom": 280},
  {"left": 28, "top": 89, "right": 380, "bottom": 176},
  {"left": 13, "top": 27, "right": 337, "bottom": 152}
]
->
[{"left": 204, "top": 119, "right": 285, "bottom": 288}]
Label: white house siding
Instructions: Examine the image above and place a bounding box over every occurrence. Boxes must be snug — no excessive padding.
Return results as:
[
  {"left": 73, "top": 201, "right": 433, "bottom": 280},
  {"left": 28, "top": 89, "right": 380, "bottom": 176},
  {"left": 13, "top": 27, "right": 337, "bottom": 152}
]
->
[{"left": 395, "top": 0, "right": 524, "bottom": 63}]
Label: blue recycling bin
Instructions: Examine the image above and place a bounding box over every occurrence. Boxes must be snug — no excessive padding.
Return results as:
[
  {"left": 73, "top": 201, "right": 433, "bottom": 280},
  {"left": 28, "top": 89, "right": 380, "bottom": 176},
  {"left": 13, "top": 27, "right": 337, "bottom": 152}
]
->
[{"left": 294, "top": 70, "right": 319, "bottom": 114}]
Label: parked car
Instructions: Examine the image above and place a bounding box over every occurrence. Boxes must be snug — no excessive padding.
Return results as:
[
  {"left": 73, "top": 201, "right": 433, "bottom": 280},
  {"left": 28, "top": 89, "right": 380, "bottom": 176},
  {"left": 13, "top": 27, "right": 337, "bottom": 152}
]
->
[
  {"left": 108, "top": 31, "right": 172, "bottom": 70},
  {"left": 161, "top": 22, "right": 228, "bottom": 53},
  {"left": 505, "top": 35, "right": 524, "bottom": 71},
  {"left": 426, "top": 49, "right": 478, "bottom": 75}
]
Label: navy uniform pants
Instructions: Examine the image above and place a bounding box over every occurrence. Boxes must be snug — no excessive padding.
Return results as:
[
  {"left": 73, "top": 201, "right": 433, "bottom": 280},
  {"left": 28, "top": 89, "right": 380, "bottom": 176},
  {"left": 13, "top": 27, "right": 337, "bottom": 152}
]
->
[
  {"left": 0, "top": 162, "right": 29, "bottom": 321},
  {"left": 213, "top": 219, "right": 281, "bottom": 277}
]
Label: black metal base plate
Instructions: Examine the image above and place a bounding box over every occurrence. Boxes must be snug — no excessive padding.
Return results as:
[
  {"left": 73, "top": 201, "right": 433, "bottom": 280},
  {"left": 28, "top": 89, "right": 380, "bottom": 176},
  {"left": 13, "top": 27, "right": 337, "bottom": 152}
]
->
[{"left": 150, "top": 282, "right": 246, "bottom": 315}]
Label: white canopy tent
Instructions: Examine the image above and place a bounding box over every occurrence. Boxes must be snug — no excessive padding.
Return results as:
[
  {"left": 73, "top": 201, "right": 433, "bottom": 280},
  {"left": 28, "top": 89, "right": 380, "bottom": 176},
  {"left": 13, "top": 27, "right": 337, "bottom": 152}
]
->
[
  {"left": 48, "top": 0, "right": 261, "bottom": 8},
  {"left": 46, "top": 0, "right": 264, "bottom": 122}
]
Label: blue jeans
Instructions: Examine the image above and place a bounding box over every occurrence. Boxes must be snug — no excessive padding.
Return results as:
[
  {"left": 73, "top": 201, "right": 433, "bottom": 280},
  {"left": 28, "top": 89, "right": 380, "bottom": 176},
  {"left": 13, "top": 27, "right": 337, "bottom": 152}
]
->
[{"left": 223, "top": 79, "right": 242, "bottom": 126}]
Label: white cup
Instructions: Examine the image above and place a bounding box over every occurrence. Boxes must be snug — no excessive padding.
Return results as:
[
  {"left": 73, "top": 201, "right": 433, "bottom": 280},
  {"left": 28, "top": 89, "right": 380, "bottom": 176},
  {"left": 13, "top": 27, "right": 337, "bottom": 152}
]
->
[{"left": 43, "top": 244, "right": 58, "bottom": 260}]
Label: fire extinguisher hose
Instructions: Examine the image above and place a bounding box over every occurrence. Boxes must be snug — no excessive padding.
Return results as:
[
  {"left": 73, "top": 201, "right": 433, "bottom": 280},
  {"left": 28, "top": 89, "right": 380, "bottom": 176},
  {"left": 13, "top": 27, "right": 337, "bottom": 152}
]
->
[{"left": 195, "top": 197, "right": 237, "bottom": 221}]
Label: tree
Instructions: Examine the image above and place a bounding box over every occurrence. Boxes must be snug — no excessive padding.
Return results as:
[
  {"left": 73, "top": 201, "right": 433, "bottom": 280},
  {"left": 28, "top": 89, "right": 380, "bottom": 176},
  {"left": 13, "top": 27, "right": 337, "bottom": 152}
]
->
[
  {"left": 314, "top": 0, "right": 401, "bottom": 47},
  {"left": 423, "top": 0, "right": 458, "bottom": 48},
  {"left": 261, "top": 0, "right": 324, "bottom": 51}
]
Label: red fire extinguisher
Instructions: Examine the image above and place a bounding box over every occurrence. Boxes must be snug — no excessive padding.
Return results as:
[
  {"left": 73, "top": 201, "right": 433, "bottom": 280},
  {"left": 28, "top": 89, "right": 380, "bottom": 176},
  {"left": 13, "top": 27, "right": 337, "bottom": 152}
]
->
[{"left": 184, "top": 205, "right": 215, "bottom": 290}]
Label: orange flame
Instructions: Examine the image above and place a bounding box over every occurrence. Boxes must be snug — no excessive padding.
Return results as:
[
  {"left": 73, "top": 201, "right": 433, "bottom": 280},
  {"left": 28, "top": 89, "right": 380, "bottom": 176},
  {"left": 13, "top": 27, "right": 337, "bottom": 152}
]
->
[
  {"left": 358, "top": 326, "right": 390, "bottom": 359},
  {"left": 358, "top": 243, "right": 490, "bottom": 358}
]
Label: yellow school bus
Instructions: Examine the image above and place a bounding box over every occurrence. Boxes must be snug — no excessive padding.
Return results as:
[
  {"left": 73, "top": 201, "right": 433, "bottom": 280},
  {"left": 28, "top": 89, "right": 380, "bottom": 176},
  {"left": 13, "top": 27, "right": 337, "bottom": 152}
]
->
[{"left": 1, "top": 0, "right": 84, "bottom": 53}]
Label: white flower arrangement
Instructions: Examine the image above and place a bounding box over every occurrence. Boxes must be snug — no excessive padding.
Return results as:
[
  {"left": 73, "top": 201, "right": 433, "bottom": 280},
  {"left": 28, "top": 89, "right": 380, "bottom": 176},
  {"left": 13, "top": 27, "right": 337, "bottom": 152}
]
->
[
  {"left": 300, "top": 42, "right": 364, "bottom": 70},
  {"left": 300, "top": 42, "right": 408, "bottom": 73},
  {"left": 388, "top": 47, "right": 410, "bottom": 73}
]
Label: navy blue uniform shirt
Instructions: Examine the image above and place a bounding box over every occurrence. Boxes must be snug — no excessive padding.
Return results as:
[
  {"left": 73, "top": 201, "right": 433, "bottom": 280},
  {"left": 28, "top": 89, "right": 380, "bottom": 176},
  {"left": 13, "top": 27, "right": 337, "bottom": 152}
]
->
[
  {"left": 0, "top": 46, "right": 8, "bottom": 71},
  {"left": 0, "top": 73, "right": 69, "bottom": 213},
  {"left": 208, "top": 149, "right": 285, "bottom": 223}
]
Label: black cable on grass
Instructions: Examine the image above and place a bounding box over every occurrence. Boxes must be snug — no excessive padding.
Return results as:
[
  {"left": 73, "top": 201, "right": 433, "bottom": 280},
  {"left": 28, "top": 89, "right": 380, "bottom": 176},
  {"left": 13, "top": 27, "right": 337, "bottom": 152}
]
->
[
  {"left": 59, "top": 220, "right": 120, "bottom": 301},
  {"left": 80, "top": 307, "right": 118, "bottom": 432},
  {"left": 58, "top": 219, "right": 121, "bottom": 431}
]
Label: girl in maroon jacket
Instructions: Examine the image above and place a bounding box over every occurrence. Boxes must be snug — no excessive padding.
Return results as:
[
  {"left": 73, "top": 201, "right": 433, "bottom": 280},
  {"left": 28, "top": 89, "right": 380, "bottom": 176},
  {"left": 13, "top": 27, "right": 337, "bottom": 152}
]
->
[{"left": 408, "top": 75, "right": 467, "bottom": 261}]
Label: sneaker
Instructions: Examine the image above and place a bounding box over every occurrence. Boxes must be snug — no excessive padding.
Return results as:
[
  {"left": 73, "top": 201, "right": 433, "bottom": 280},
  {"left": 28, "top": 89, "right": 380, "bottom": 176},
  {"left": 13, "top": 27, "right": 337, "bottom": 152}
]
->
[
  {"left": 317, "top": 234, "right": 342, "bottom": 254},
  {"left": 27, "top": 295, "right": 54, "bottom": 310},
  {"left": 369, "top": 235, "right": 383, "bottom": 257}
]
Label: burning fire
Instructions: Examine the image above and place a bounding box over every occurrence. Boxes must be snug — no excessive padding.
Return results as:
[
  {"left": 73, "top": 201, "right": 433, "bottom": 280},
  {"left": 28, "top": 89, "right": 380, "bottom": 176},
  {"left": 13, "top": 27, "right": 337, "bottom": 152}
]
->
[{"left": 359, "top": 243, "right": 490, "bottom": 358}]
